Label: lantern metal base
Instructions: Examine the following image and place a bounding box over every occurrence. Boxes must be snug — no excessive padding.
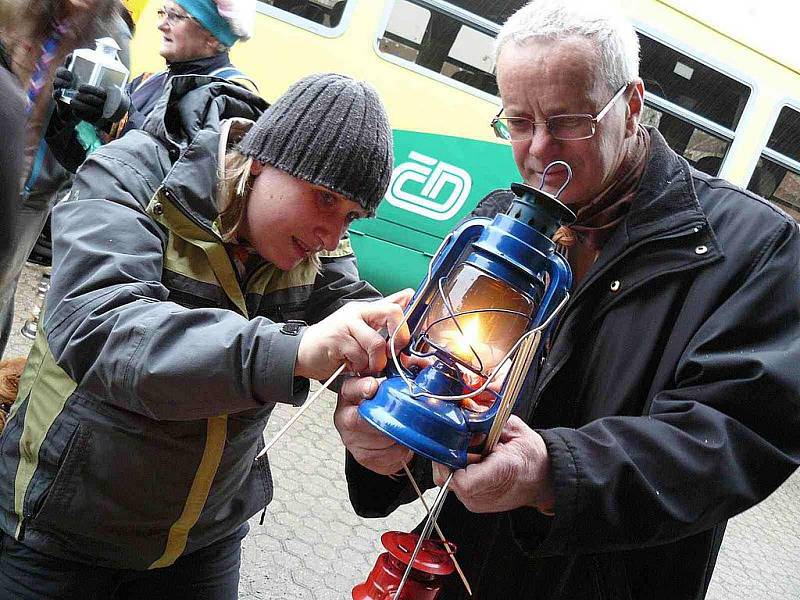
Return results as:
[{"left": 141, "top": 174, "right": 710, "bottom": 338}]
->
[{"left": 358, "top": 371, "right": 470, "bottom": 469}]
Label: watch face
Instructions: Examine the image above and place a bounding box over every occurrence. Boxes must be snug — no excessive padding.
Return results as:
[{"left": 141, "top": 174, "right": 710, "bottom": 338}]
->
[{"left": 281, "top": 321, "right": 305, "bottom": 335}]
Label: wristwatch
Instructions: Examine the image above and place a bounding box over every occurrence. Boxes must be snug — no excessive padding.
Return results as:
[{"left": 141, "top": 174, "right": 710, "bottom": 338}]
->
[{"left": 280, "top": 320, "right": 306, "bottom": 336}]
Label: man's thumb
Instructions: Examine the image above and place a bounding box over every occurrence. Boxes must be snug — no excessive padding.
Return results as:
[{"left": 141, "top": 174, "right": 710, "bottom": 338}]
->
[{"left": 340, "top": 376, "right": 379, "bottom": 404}]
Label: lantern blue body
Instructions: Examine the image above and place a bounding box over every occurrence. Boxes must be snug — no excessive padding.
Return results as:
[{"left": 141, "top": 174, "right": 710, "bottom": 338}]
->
[{"left": 358, "top": 183, "right": 575, "bottom": 469}]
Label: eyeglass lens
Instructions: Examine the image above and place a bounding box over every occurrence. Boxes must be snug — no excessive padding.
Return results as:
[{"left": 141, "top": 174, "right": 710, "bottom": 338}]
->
[
  {"left": 157, "top": 9, "right": 187, "bottom": 24},
  {"left": 494, "top": 116, "right": 595, "bottom": 141}
]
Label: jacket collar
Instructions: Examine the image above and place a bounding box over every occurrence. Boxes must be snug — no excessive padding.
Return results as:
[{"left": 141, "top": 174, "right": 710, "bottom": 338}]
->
[
  {"left": 167, "top": 52, "right": 231, "bottom": 77},
  {"left": 586, "top": 128, "right": 711, "bottom": 278},
  {"left": 612, "top": 128, "right": 708, "bottom": 247},
  {"left": 142, "top": 75, "right": 268, "bottom": 231}
]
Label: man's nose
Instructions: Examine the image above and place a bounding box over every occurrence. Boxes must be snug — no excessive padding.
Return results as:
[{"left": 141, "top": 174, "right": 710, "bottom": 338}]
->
[{"left": 528, "top": 122, "right": 555, "bottom": 156}]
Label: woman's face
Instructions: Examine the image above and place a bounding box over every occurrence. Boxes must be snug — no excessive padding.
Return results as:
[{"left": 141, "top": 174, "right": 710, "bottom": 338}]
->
[
  {"left": 157, "top": 2, "right": 219, "bottom": 63},
  {"left": 236, "top": 163, "right": 370, "bottom": 271}
]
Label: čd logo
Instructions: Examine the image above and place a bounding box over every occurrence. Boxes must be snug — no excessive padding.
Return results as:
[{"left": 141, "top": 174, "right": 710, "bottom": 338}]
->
[{"left": 385, "top": 151, "right": 472, "bottom": 221}]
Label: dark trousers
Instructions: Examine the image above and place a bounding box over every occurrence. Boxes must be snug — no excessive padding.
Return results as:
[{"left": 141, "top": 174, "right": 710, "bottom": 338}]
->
[{"left": 0, "top": 524, "right": 247, "bottom": 599}]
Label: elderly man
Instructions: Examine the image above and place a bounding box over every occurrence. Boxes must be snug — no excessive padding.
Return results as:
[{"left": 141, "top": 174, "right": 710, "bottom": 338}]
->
[{"left": 334, "top": 1, "right": 800, "bottom": 599}]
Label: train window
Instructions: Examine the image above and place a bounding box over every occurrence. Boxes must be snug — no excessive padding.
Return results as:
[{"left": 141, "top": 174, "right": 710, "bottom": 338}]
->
[
  {"left": 640, "top": 105, "right": 728, "bottom": 176},
  {"left": 748, "top": 106, "right": 800, "bottom": 220},
  {"left": 378, "top": 0, "right": 528, "bottom": 97},
  {"left": 638, "top": 31, "right": 751, "bottom": 176},
  {"left": 640, "top": 35, "right": 750, "bottom": 130},
  {"left": 260, "top": 0, "right": 349, "bottom": 28}
]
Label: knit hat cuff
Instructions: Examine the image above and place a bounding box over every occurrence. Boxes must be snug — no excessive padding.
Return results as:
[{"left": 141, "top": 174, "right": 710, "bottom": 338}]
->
[{"left": 266, "top": 158, "right": 380, "bottom": 217}]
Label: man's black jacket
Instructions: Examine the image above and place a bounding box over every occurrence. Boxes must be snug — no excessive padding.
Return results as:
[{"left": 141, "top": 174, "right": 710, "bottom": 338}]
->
[{"left": 346, "top": 129, "right": 800, "bottom": 599}]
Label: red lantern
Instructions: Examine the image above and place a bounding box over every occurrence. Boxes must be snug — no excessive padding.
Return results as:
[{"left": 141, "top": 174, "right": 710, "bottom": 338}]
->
[{"left": 353, "top": 531, "right": 456, "bottom": 600}]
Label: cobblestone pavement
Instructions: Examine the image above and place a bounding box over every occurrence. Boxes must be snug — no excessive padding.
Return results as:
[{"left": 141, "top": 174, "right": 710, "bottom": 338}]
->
[{"left": 5, "top": 263, "right": 799, "bottom": 599}]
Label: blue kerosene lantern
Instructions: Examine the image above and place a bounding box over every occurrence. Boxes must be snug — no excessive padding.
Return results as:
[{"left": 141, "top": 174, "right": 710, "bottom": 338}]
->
[{"left": 359, "top": 163, "right": 576, "bottom": 469}]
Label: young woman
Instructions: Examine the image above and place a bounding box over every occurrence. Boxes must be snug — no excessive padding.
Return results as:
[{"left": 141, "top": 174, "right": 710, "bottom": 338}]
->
[{"left": 0, "top": 72, "right": 404, "bottom": 599}]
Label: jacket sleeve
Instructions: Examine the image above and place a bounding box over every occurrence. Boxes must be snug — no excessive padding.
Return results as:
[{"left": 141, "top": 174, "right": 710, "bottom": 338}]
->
[
  {"left": 512, "top": 216, "right": 800, "bottom": 556},
  {"left": 345, "top": 451, "right": 433, "bottom": 517},
  {"left": 44, "top": 139, "right": 308, "bottom": 421},
  {"left": 0, "top": 70, "right": 25, "bottom": 273},
  {"left": 303, "top": 237, "right": 383, "bottom": 323},
  {"left": 44, "top": 111, "right": 87, "bottom": 173}
]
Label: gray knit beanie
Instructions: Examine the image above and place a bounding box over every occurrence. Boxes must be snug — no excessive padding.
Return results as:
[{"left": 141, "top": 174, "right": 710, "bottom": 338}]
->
[{"left": 237, "top": 73, "right": 394, "bottom": 214}]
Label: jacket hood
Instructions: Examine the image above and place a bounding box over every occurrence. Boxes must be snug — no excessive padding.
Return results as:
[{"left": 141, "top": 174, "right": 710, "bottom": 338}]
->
[
  {"left": 142, "top": 75, "right": 268, "bottom": 230},
  {"left": 143, "top": 74, "right": 266, "bottom": 154}
]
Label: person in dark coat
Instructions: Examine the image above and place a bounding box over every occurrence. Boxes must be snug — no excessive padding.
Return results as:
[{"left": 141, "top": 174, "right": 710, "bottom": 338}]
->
[
  {"left": 0, "top": 51, "right": 25, "bottom": 282},
  {"left": 0, "top": 0, "right": 127, "bottom": 358},
  {"left": 334, "top": 1, "right": 800, "bottom": 599}
]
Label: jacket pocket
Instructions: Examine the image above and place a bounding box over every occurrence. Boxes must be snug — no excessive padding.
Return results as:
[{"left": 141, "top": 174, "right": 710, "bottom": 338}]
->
[
  {"left": 24, "top": 420, "right": 88, "bottom": 531},
  {"left": 31, "top": 413, "right": 210, "bottom": 568}
]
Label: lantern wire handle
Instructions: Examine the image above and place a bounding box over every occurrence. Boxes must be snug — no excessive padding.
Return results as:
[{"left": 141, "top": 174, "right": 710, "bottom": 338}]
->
[
  {"left": 402, "top": 463, "right": 472, "bottom": 596},
  {"left": 389, "top": 292, "right": 569, "bottom": 403},
  {"left": 418, "top": 306, "right": 532, "bottom": 376},
  {"left": 539, "top": 160, "right": 573, "bottom": 199},
  {"left": 393, "top": 471, "right": 454, "bottom": 600}
]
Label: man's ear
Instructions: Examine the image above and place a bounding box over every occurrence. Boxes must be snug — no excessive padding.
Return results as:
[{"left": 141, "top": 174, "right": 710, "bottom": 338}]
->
[
  {"left": 625, "top": 79, "right": 645, "bottom": 136},
  {"left": 250, "top": 160, "right": 263, "bottom": 176}
]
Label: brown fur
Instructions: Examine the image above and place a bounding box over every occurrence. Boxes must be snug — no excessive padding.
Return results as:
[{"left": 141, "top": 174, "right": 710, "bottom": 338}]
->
[{"left": 0, "top": 357, "right": 26, "bottom": 434}]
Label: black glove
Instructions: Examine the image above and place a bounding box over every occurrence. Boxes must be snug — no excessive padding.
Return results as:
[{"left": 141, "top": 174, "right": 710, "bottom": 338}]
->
[
  {"left": 52, "top": 67, "right": 78, "bottom": 122},
  {"left": 70, "top": 84, "right": 107, "bottom": 124},
  {"left": 52, "top": 66, "right": 75, "bottom": 99}
]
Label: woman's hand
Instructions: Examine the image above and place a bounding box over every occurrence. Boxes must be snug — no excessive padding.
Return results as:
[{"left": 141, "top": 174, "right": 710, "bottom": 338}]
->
[{"left": 294, "top": 289, "right": 414, "bottom": 380}]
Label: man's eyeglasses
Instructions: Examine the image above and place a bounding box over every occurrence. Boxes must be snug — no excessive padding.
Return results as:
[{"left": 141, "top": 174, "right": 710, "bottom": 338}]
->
[
  {"left": 491, "top": 82, "right": 631, "bottom": 142},
  {"left": 157, "top": 8, "right": 193, "bottom": 25}
]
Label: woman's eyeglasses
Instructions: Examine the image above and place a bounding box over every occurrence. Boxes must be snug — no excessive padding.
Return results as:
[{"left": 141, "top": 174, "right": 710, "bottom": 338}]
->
[{"left": 157, "top": 8, "right": 193, "bottom": 26}]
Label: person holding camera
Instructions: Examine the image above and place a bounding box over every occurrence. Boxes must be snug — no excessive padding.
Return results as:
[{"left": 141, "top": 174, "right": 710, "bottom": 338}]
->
[
  {"left": 0, "top": 0, "right": 129, "bottom": 359},
  {"left": 47, "top": 0, "right": 257, "bottom": 173}
]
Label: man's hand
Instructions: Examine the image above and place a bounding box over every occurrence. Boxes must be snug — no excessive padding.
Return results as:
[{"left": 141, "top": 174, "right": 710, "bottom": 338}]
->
[
  {"left": 295, "top": 289, "right": 414, "bottom": 381},
  {"left": 334, "top": 375, "right": 414, "bottom": 475},
  {"left": 432, "top": 416, "right": 555, "bottom": 514}
]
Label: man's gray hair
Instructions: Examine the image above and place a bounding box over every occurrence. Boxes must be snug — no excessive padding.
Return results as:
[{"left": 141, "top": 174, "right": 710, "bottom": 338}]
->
[{"left": 495, "top": 0, "right": 640, "bottom": 93}]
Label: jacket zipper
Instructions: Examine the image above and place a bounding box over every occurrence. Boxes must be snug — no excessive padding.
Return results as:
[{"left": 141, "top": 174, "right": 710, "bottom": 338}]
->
[{"left": 162, "top": 187, "right": 257, "bottom": 317}]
